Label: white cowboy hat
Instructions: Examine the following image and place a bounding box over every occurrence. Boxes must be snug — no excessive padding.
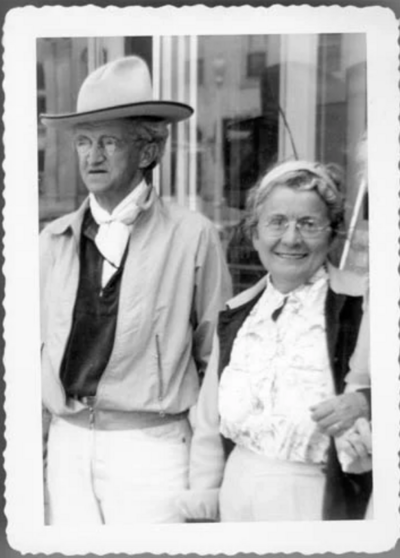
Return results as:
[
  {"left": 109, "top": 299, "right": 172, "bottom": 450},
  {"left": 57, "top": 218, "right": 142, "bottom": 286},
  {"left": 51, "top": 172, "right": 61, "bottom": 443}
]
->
[{"left": 41, "top": 55, "right": 193, "bottom": 128}]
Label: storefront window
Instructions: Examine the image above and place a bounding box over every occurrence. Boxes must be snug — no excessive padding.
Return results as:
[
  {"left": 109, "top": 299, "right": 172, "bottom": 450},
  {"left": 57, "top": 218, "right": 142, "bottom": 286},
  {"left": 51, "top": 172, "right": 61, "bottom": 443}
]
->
[
  {"left": 154, "top": 34, "right": 367, "bottom": 290},
  {"left": 37, "top": 33, "right": 367, "bottom": 292}
]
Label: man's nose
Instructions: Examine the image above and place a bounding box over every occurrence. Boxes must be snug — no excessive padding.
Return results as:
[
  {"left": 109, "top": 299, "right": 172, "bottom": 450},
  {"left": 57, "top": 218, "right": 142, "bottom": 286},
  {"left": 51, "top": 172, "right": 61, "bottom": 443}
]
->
[
  {"left": 87, "top": 142, "right": 106, "bottom": 164},
  {"left": 280, "top": 221, "right": 302, "bottom": 244}
]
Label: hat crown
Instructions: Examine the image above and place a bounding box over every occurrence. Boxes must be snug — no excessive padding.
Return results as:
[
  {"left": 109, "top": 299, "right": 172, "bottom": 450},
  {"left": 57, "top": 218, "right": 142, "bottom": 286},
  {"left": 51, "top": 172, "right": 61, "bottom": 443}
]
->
[
  {"left": 77, "top": 56, "right": 154, "bottom": 113},
  {"left": 40, "top": 55, "right": 193, "bottom": 128}
]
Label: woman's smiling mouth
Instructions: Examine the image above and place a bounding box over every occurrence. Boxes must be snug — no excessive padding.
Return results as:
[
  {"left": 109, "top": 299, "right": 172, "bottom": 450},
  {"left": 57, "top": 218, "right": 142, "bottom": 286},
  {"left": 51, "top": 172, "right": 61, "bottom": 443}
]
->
[{"left": 274, "top": 252, "right": 307, "bottom": 259}]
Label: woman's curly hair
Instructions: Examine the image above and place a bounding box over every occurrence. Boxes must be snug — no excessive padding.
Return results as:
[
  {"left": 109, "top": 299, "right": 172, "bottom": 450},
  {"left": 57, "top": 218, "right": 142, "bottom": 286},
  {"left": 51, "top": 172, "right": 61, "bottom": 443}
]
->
[{"left": 243, "top": 160, "right": 345, "bottom": 241}]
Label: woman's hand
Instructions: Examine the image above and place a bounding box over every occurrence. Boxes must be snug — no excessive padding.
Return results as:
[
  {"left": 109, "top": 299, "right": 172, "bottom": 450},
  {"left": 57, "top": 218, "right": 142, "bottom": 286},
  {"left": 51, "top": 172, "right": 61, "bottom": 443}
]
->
[
  {"left": 335, "top": 418, "right": 372, "bottom": 474},
  {"left": 310, "top": 392, "right": 369, "bottom": 437}
]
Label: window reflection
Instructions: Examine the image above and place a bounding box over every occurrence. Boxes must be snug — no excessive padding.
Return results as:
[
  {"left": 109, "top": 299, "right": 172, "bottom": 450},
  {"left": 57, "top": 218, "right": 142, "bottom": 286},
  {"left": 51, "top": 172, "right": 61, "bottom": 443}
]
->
[{"left": 37, "top": 33, "right": 368, "bottom": 289}]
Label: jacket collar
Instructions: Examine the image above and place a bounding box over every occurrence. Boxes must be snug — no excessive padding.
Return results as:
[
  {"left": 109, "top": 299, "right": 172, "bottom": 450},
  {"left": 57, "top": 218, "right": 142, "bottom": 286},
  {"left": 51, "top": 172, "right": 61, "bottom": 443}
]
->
[
  {"left": 46, "top": 197, "right": 90, "bottom": 241},
  {"left": 225, "top": 262, "right": 367, "bottom": 312},
  {"left": 225, "top": 275, "right": 268, "bottom": 310}
]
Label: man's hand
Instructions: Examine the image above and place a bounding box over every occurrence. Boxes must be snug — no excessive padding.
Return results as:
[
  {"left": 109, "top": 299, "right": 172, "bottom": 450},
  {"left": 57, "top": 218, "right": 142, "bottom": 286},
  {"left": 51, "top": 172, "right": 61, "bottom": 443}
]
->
[
  {"left": 177, "top": 488, "right": 219, "bottom": 522},
  {"left": 310, "top": 392, "right": 369, "bottom": 437}
]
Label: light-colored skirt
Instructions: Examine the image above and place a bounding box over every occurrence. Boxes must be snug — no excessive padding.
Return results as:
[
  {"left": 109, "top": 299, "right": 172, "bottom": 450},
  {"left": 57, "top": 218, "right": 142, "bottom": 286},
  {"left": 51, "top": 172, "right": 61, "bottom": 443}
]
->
[{"left": 220, "top": 445, "right": 326, "bottom": 522}]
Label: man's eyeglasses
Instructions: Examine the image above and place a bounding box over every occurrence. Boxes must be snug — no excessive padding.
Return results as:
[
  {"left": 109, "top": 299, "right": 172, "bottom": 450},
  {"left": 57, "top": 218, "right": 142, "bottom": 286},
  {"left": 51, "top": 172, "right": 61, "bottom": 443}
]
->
[
  {"left": 261, "top": 216, "right": 331, "bottom": 238},
  {"left": 74, "top": 135, "right": 134, "bottom": 158}
]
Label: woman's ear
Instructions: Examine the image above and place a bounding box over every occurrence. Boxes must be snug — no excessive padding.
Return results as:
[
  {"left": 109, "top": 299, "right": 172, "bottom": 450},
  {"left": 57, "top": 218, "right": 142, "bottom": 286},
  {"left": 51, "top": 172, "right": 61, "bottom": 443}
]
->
[
  {"left": 252, "top": 231, "right": 260, "bottom": 253},
  {"left": 139, "top": 143, "right": 158, "bottom": 169}
]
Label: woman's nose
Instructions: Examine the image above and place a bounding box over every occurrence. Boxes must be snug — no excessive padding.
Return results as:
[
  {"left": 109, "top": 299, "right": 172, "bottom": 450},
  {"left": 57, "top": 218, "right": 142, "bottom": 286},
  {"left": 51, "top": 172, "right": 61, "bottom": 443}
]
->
[{"left": 280, "top": 221, "right": 302, "bottom": 245}]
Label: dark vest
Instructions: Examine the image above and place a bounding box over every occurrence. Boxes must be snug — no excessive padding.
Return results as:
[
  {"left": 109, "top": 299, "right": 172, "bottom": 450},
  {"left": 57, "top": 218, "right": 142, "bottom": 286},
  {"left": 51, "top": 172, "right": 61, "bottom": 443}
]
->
[
  {"left": 216, "top": 284, "right": 372, "bottom": 520},
  {"left": 60, "top": 210, "right": 125, "bottom": 398}
]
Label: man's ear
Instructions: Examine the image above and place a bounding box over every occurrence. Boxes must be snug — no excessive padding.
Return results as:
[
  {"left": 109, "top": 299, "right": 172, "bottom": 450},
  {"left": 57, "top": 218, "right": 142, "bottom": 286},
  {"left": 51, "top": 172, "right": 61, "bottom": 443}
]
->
[{"left": 139, "top": 143, "right": 158, "bottom": 169}]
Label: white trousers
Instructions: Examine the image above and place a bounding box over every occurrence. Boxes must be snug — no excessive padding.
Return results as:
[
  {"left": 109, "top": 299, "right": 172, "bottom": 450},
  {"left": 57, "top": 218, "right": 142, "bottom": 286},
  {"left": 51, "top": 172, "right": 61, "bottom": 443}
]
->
[
  {"left": 220, "top": 445, "right": 326, "bottom": 522},
  {"left": 46, "top": 416, "right": 191, "bottom": 524}
]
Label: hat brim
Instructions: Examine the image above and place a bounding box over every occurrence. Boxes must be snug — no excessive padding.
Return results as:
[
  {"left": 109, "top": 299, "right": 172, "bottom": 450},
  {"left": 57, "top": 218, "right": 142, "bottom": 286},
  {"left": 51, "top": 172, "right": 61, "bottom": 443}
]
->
[{"left": 41, "top": 101, "right": 193, "bottom": 129}]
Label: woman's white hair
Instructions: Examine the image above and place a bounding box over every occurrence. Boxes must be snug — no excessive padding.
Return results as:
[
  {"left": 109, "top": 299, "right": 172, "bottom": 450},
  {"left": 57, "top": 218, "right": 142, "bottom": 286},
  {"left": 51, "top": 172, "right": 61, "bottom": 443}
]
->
[{"left": 244, "top": 160, "right": 345, "bottom": 239}]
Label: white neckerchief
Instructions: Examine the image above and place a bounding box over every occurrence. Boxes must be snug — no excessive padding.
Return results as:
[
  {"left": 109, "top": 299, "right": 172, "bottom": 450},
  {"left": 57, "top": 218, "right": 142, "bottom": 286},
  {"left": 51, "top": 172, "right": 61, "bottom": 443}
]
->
[{"left": 89, "top": 180, "right": 149, "bottom": 287}]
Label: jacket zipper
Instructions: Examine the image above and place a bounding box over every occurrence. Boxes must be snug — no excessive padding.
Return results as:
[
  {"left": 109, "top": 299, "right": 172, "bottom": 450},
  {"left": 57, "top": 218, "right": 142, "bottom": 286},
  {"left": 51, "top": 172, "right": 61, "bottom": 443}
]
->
[{"left": 155, "top": 334, "right": 165, "bottom": 416}]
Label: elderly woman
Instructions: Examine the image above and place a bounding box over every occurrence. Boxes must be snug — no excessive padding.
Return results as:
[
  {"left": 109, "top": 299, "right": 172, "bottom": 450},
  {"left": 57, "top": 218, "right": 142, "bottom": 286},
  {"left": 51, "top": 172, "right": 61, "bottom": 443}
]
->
[{"left": 183, "top": 160, "right": 372, "bottom": 522}]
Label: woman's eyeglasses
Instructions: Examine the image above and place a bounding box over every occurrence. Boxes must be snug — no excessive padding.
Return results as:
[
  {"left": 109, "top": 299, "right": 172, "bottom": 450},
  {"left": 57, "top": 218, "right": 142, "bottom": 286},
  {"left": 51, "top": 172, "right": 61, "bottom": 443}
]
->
[{"left": 262, "top": 216, "right": 331, "bottom": 238}]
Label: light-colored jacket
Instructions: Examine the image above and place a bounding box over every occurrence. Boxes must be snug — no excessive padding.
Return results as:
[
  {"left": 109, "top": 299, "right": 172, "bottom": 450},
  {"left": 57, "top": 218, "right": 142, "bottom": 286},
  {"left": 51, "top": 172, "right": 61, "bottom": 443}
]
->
[{"left": 40, "top": 191, "right": 232, "bottom": 417}]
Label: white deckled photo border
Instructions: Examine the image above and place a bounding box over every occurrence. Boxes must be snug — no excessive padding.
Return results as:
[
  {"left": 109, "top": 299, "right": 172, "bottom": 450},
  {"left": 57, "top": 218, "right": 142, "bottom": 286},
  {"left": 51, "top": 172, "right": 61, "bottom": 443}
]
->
[{"left": 3, "top": 4, "right": 400, "bottom": 555}]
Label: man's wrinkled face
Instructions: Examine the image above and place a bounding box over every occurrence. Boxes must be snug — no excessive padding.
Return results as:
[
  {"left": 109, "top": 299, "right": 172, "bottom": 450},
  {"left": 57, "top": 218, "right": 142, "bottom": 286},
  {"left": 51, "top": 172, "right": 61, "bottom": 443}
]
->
[{"left": 74, "top": 120, "right": 146, "bottom": 210}]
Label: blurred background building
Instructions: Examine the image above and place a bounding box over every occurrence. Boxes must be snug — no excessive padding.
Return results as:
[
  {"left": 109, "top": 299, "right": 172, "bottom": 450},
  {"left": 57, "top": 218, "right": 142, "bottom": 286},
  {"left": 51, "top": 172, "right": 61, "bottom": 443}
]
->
[{"left": 37, "top": 34, "right": 368, "bottom": 293}]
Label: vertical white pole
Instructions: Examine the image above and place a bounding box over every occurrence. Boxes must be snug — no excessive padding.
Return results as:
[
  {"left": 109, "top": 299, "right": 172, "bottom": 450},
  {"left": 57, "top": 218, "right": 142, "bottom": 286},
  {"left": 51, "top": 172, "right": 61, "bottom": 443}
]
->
[
  {"left": 161, "top": 36, "right": 172, "bottom": 202},
  {"left": 212, "top": 57, "right": 226, "bottom": 233},
  {"left": 188, "top": 35, "right": 198, "bottom": 211},
  {"left": 152, "top": 36, "right": 161, "bottom": 195},
  {"left": 278, "top": 35, "right": 318, "bottom": 160},
  {"left": 176, "top": 35, "right": 186, "bottom": 207},
  {"left": 87, "top": 38, "right": 98, "bottom": 73},
  {"left": 339, "top": 179, "right": 367, "bottom": 270},
  {"left": 213, "top": 88, "right": 223, "bottom": 230}
]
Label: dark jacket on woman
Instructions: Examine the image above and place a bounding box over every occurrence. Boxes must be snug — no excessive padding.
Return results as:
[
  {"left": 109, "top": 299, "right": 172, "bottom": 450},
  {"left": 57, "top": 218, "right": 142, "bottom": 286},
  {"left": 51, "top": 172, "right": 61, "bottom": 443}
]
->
[{"left": 188, "top": 265, "right": 372, "bottom": 521}]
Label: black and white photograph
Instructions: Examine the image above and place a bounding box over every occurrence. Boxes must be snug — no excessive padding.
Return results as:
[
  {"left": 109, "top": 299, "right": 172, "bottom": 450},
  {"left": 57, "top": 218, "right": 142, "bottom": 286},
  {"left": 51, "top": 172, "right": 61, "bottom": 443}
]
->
[{"left": 2, "top": 4, "right": 399, "bottom": 555}]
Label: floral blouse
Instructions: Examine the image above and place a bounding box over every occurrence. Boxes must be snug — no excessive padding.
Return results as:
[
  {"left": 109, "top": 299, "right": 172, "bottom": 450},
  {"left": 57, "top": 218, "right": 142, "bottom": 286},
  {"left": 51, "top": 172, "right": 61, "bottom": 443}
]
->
[{"left": 219, "top": 267, "right": 334, "bottom": 465}]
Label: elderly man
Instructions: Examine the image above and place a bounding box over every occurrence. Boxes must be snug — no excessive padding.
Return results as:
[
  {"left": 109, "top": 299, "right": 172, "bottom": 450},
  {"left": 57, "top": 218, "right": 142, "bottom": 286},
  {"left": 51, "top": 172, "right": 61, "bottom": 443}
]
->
[{"left": 40, "top": 55, "right": 231, "bottom": 525}]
